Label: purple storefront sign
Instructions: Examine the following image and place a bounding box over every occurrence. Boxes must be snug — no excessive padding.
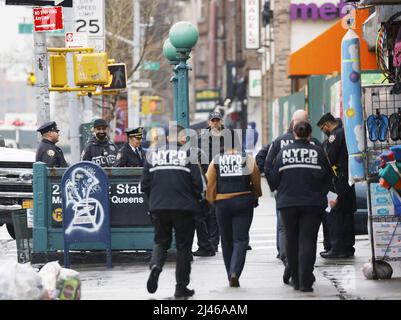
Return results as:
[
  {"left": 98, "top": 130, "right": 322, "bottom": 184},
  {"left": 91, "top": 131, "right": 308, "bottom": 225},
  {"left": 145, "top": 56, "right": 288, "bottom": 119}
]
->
[{"left": 290, "top": 0, "right": 348, "bottom": 21}]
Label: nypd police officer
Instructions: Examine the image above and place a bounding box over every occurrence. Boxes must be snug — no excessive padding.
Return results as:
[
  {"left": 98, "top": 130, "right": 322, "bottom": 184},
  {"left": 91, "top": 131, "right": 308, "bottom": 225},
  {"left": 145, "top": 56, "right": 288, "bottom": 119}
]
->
[
  {"left": 270, "top": 121, "right": 331, "bottom": 292},
  {"left": 317, "top": 112, "right": 356, "bottom": 259},
  {"left": 206, "top": 130, "right": 262, "bottom": 287},
  {"left": 141, "top": 125, "right": 204, "bottom": 298},
  {"left": 115, "top": 127, "right": 145, "bottom": 167},
  {"left": 81, "top": 119, "right": 118, "bottom": 167},
  {"left": 265, "top": 110, "right": 320, "bottom": 272},
  {"left": 36, "top": 121, "right": 68, "bottom": 167}
]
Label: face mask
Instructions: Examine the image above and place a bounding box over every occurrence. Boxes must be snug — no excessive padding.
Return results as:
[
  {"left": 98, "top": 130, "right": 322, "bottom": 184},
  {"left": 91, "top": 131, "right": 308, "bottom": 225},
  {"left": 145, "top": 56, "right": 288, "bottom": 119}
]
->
[{"left": 96, "top": 132, "right": 107, "bottom": 140}]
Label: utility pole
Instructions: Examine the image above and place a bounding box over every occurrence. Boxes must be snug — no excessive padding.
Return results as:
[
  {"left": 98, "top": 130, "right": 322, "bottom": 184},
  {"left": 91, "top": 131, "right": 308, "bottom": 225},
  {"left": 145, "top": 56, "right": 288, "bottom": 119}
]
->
[
  {"left": 64, "top": 8, "right": 81, "bottom": 164},
  {"left": 33, "top": 31, "right": 50, "bottom": 133},
  {"left": 129, "top": 0, "right": 141, "bottom": 128}
]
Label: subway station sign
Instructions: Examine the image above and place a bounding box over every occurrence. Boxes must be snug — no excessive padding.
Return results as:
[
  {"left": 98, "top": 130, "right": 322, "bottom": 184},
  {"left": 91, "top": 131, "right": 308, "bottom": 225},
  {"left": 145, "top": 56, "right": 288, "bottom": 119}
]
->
[
  {"left": 290, "top": 0, "right": 348, "bottom": 21},
  {"left": 51, "top": 180, "right": 150, "bottom": 228}
]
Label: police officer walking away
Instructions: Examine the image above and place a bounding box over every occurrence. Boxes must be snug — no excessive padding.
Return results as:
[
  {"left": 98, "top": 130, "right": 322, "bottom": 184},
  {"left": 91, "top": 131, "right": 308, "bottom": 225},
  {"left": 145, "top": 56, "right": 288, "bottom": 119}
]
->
[
  {"left": 206, "top": 130, "right": 262, "bottom": 287},
  {"left": 115, "top": 127, "right": 145, "bottom": 167},
  {"left": 81, "top": 119, "right": 118, "bottom": 167},
  {"left": 264, "top": 110, "right": 320, "bottom": 273},
  {"left": 270, "top": 121, "right": 331, "bottom": 292},
  {"left": 317, "top": 112, "right": 356, "bottom": 259},
  {"left": 142, "top": 125, "right": 204, "bottom": 298},
  {"left": 36, "top": 121, "right": 68, "bottom": 167}
]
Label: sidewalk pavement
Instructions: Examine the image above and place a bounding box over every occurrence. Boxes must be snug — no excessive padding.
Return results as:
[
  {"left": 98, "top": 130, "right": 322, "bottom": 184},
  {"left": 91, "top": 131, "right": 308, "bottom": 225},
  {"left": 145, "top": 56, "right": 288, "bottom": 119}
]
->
[{"left": 0, "top": 183, "right": 400, "bottom": 300}]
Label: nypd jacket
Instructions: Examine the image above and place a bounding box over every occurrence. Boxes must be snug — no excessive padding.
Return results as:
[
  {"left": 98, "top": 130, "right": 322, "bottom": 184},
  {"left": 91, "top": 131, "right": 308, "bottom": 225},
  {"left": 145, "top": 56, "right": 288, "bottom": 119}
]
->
[
  {"left": 115, "top": 143, "right": 145, "bottom": 167},
  {"left": 264, "top": 130, "right": 321, "bottom": 191},
  {"left": 140, "top": 143, "right": 205, "bottom": 213},
  {"left": 81, "top": 136, "right": 118, "bottom": 167},
  {"left": 269, "top": 139, "right": 332, "bottom": 210},
  {"left": 36, "top": 139, "right": 68, "bottom": 168},
  {"left": 206, "top": 151, "right": 262, "bottom": 204}
]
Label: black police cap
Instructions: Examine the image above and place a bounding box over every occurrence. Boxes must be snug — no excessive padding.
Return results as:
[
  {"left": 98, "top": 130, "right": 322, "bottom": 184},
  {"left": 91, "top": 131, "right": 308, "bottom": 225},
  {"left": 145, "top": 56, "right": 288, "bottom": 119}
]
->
[
  {"left": 317, "top": 112, "right": 336, "bottom": 127},
  {"left": 93, "top": 118, "right": 108, "bottom": 128},
  {"left": 125, "top": 127, "right": 143, "bottom": 138},
  {"left": 37, "top": 121, "right": 59, "bottom": 134}
]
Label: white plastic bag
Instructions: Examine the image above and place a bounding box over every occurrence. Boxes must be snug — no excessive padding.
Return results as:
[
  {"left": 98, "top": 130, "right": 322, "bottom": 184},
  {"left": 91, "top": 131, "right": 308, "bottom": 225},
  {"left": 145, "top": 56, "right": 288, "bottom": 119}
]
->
[{"left": 0, "top": 262, "right": 44, "bottom": 300}]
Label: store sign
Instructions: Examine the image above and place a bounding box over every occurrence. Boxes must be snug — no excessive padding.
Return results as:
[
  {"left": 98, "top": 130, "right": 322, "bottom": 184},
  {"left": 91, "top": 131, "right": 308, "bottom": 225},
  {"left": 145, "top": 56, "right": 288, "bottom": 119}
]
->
[
  {"left": 249, "top": 70, "right": 262, "bottom": 98},
  {"left": 290, "top": 0, "right": 348, "bottom": 21},
  {"left": 245, "top": 0, "right": 260, "bottom": 49},
  {"left": 195, "top": 89, "right": 220, "bottom": 112}
]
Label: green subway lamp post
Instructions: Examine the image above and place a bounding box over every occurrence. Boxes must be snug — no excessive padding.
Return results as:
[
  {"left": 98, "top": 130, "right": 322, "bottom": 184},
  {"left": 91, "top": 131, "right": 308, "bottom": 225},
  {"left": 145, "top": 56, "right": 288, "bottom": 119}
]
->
[
  {"left": 163, "top": 38, "right": 179, "bottom": 122},
  {"left": 168, "top": 21, "right": 199, "bottom": 128}
]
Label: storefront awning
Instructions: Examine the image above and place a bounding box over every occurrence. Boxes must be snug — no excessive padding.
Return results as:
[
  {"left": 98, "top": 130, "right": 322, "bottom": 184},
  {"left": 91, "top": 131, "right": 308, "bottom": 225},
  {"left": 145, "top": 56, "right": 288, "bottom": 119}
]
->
[{"left": 288, "top": 9, "right": 378, "bottom": 76}]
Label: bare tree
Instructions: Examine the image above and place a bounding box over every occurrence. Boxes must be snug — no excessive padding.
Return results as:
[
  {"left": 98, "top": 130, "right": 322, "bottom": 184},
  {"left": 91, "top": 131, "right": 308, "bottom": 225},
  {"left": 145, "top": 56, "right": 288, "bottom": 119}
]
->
[{"left": 104, "top": 0, "right": 181, "bottom": 125}]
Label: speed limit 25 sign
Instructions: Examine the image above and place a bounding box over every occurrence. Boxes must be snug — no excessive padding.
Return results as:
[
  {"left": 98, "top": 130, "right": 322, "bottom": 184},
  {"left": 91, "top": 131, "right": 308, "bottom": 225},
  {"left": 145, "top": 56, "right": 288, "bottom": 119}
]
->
[{"left": 74, "top": 0, "right": 105, "bottom": 37}]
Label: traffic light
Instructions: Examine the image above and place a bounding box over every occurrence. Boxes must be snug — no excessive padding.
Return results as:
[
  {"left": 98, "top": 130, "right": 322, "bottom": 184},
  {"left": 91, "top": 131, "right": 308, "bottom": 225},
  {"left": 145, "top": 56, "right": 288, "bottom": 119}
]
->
[
  {"left": 49, "top": 55, "right": 67, "bottom": 87},
  {"left": 73, "top": 52, "right": 109, "bottom": 86},
  {"left": 27, "top": 72, "right": 36, "bottom": 86},
  {"left": 141, "top": 96, "right": 163, "bottom": 115}
]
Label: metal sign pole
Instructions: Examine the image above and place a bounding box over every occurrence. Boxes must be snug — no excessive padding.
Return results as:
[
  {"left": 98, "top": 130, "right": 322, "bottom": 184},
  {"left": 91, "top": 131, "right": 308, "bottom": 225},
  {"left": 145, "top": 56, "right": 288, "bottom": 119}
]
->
[
  {"left": 64, "top": 7, "right": 81, "bottom": 164},
  {"left": 33, "top": 31, "right": 50, "bottom": 135},
  {"left": 129, "top": 0, "right": 140, "bottom": 128}
]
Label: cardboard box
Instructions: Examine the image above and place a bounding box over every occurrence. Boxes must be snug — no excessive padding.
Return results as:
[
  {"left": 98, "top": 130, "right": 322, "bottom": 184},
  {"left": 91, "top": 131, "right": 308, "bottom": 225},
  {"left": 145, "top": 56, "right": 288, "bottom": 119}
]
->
[
  {"left": 374, "top": 245, "right": 401, "bottom": 258},
  {"left": 371, "top": 205, "right": 394, "bottom": 216},
  {"left": 374, "top": 234, "right": 401, "bottom": 246},
  {"left": 373, "top": 222, "right": 401, "bottom": 235}
]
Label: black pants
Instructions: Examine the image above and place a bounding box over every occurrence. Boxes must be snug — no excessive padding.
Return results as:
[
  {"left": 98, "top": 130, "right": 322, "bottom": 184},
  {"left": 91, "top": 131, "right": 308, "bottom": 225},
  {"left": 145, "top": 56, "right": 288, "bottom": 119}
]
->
[
  {"left": 207, "top": 205, "right": 220, "bottom": 250},
  {"left": 194, "top": 208, "right": 214, "bottom": 252},
  {"left": 280, "top": 206, "right": 323, "bottom": 290},
  {"left": 216, "top": 194, "right": 254, "bottom": 279},
  {"left": 150, "top": 210, "right": 195, "bottom": 288},
  {"left": 324, "top": 188, "right": 356, "bottom": 254}
]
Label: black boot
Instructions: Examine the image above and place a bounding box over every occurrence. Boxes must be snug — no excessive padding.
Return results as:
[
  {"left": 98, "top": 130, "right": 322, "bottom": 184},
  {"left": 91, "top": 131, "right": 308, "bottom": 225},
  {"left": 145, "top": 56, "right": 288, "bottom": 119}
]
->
[
  {"left": 147, "top": 265, "right": 162, "bottom": 294},
  {"left": 283, "top": 265, "right": 291, "bottom": 285},
  {"left": 174, "top": 286, "right": 195, "bottom": 298}
]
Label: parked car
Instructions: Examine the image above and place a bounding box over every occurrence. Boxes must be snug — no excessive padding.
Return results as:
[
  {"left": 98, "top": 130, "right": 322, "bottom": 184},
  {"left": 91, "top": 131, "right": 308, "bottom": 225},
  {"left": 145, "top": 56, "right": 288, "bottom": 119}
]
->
[{"left": 0, "top": 147, "right": 35, "bottom": 239}]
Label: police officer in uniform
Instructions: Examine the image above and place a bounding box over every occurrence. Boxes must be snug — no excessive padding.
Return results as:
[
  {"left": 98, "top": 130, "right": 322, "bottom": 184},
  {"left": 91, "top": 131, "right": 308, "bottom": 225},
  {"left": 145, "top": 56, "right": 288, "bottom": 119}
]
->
[
  {"left": 81, "top": 119, "right": 118, "bottom": 167},
  {"left": 317, "top": 112, "right": 356, "bottom": 259},
  {"left": 270, "top": 121, "right": 331, "bottom": 292},
  {"left": 198, "top": 111, "right": 226, "bottom": 253},
  {"left": 36, "top": 121, "right": 68, "bottom": 167},
  {"left": 115, "top": 127, "right": 145, "bottom": 167},
  {"left": 265, "top": 110, "right": 321, "bottom": 275},
  {"left": 141, "top": 125, "right": 204, "bottom": 298},
  {"left": 206, "top": 130, "right": 262, "bottom": 287}
]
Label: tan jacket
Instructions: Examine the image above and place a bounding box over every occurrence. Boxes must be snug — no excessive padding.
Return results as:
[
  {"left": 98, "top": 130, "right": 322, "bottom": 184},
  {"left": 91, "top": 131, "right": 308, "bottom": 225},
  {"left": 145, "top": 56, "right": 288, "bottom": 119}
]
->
[{"left": 206, "top": 154, "right": 262, "bottom": 204}]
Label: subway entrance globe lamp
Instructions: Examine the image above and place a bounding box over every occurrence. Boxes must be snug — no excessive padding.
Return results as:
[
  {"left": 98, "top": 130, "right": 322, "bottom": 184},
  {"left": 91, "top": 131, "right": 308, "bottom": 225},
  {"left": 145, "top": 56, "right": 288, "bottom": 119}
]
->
[{"left": 164, "top": 21, "right": 199, "bottom": 128}]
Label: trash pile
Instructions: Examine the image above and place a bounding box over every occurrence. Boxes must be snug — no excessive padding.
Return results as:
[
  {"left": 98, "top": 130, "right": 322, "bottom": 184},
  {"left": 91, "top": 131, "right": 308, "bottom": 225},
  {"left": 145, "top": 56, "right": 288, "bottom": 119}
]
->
[{"left": 0, "top": 261, "right": 81, "bottom": 300}]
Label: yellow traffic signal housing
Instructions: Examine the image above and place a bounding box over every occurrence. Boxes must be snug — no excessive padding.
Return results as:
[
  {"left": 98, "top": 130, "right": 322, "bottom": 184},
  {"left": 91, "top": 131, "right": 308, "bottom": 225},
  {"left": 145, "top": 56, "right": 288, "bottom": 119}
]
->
[
  {"left": 27, "top": 72, "right": 36, "bottom": 86},
  {"left": 49, "top": 55, "right": 67, "bottom": 87},
  {"left": 73, "top": 52, "right": 108, "bottom": 86},
  {"left": 141, "top": 96, "right": 163, "bottom": 115}
]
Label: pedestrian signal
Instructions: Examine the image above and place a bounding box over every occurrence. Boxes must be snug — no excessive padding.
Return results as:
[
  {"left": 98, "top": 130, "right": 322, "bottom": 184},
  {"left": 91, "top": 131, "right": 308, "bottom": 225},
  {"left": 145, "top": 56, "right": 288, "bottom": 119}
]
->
[
  {"left": 27, "top": 72, "right": 36, "bottom": 86},
  {"left": 103, "top": 63, "right": 127, "bottom": 91}
]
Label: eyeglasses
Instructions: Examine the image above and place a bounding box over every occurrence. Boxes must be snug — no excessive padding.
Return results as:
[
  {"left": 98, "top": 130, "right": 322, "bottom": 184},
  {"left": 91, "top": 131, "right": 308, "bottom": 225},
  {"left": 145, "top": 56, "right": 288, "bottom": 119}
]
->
[{"left": 210, "top": 118, "right": 221, "bottom": 122}]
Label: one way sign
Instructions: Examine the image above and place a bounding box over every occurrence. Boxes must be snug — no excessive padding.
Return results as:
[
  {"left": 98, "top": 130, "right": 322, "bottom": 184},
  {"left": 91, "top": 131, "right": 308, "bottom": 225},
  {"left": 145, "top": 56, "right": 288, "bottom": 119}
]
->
[{"left": 5, "top": 0, "right": 73, "bottom": 7}]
